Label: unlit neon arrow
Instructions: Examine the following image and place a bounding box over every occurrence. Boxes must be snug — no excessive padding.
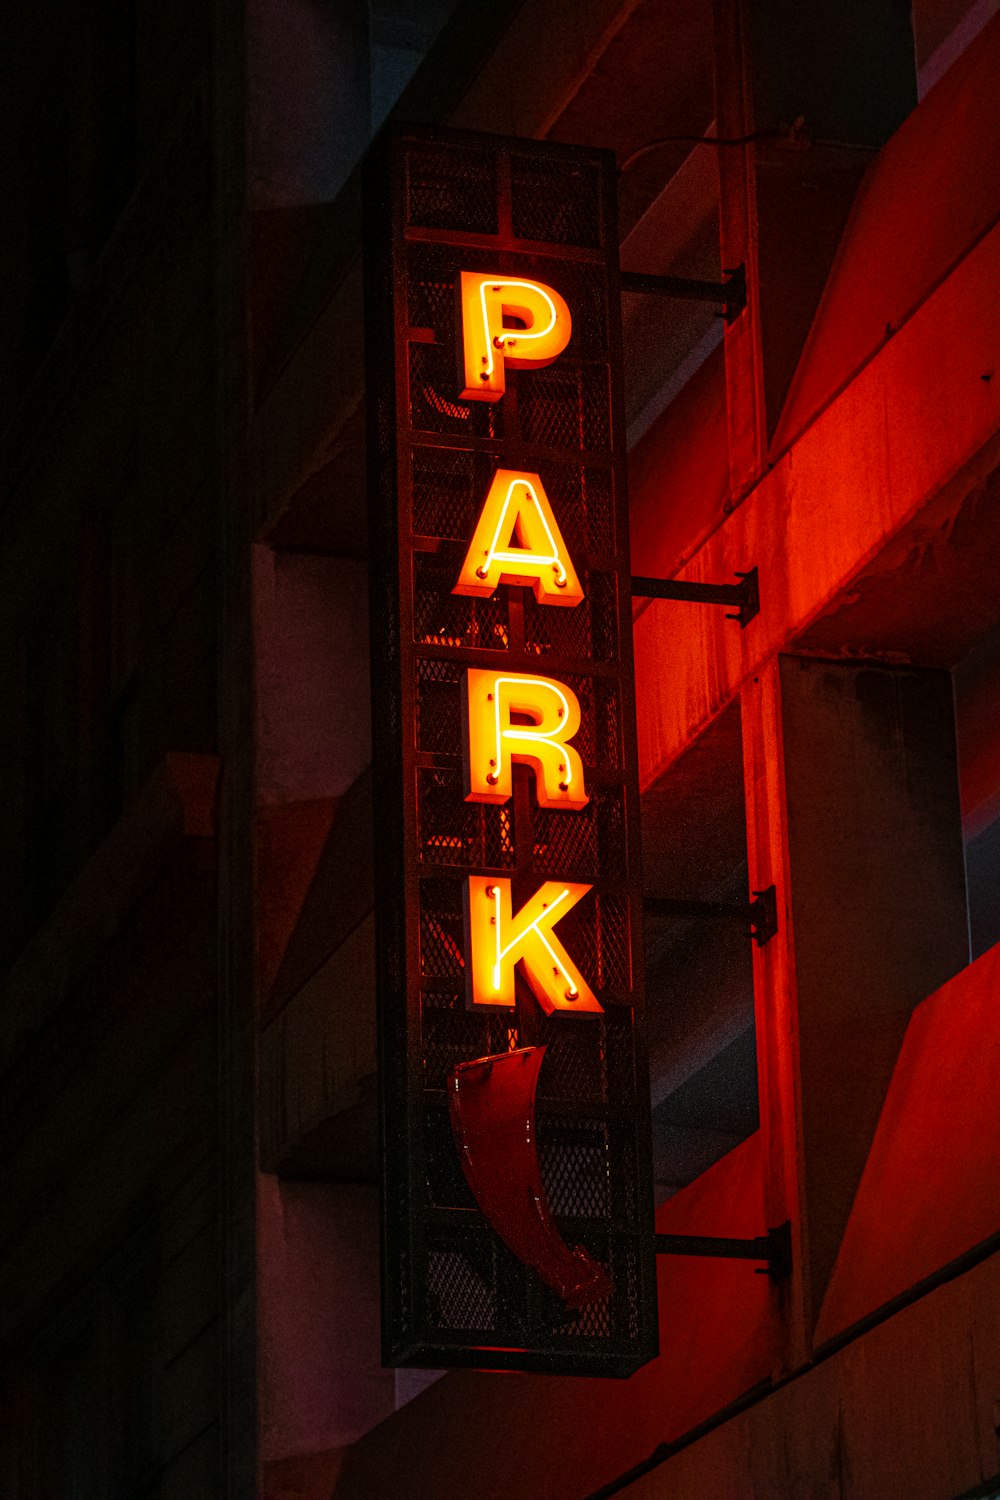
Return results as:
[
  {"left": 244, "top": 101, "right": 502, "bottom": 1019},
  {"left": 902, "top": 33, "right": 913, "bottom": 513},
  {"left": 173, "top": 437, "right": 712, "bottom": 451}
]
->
[{"left": 448, "top": 1046, "right": 611, "bottom": 1309}]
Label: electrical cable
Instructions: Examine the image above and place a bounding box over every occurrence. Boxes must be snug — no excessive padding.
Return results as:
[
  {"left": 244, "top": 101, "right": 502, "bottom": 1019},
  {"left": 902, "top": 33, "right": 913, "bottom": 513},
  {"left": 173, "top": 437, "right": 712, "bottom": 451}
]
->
[{"left": 619, "top": 117, "right": 873, "bottom": 171}]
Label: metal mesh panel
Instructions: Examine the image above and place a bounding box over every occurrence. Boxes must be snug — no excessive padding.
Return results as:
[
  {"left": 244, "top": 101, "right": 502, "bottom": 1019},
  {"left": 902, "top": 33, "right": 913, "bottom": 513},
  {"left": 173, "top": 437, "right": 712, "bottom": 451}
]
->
[
  {"left": 530, "top": 786, "right": 626, "bottom": 881},
  {"left": 411, "top": 445, "right": 483, "bottom": 540},
  {"left": 558, "top": 675, "right": 606, "bottom": 769},
  {"left": 556, "top": 1282, "right": 614, "bottom": 1340},
  {"left": 594, "top": 674, "right": 623, "bottom": 768},
  {"left": 538, "top": 1124, "right": 611, "bottom": 1218},
  {"left": 595, "top": 785, "right": 627, "bottom": 882},
  {"left": 532, "top": 799, "right": 599, "bottom": 878},
  {"left": 524, "top": 570, "right": 617, "bottom": 661},
  {"left": 422, "top": 991, "right": 518, "bottom": 1090},
  {"left": 409, "top": 341, "right": 503, "bottom": 439},
  {"left": 621, "top": 1243, "right": 641, "bottom": 1341},
  {"left": 536, "top": 1018, "right": 609, "bottom": 1104},
  {"left": 596, "top": 891, "right": 632, "bottom": 992},
  {"left": 425, "top": 1244, "right": 499, "bottom": 1331},
  {"left": 519, "top": 364, "right": 611, "bottom": 452},
  {"left": 407, "top": 146, "right": 498, "bottom": 234},
  {"left": 604, "top": 1008, "right": 638, "bottom": 1103},
  {"left": 407, "top": 242, "right": 531, "bottom": 334},
  {"left": 418, "top": 766, "right": 515, "bottom": 869},
  {"left": 525, "top": 1238, "right": 641, "bottom": 1345},
  {"left": 608, "top": 1123, "right": 639, "bottom": 1222},
  {"left": 418, "top": 877, "right": 466, "bottom": 983},
  {"left": 511, "top": 154, "right": 603, "bottom": 247},
  {"left": 413, "top": 553, "right": 509, "bottom": 650},
  {"left": 552, "top": 887, "right": 598, "bottom": 998},
  {"left": 425, "top": 1106, "right": 478, "bottom": 1209},
  {"left": 415, "top": 656, "right": 464, "bottom": 754},
  {"left": 539, "top": 463, "right": 615, "bottom": 558},
  {"left": 406, "top": 246, "right": 458, "bottom": 333}
]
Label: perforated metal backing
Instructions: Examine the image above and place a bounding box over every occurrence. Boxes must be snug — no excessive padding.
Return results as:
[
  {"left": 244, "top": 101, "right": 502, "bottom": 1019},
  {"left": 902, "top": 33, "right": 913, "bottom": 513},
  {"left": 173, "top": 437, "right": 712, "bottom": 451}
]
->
[
  {"left": 511, "top": 153, "right": 603, "bottom": 246},
  {"left": 366, "top": 126, "right": 656, "bottom": 1377},
  {"left": 407, "top": 145, "right": 498, "bottom": 235}
]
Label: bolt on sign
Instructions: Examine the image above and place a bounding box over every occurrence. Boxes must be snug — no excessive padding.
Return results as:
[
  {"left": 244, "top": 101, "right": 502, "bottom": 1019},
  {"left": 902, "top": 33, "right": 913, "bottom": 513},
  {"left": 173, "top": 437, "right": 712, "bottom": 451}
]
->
[{"left": 365, "top": 126, "right": 657, "bottom": 1377}]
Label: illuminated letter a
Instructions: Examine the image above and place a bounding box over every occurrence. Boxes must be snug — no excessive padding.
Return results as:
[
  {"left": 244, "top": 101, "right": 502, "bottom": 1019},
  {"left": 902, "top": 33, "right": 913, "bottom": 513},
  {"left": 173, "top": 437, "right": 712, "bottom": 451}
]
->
[{"left": 454, "top": 470, "right": 582, "bottom": 607}]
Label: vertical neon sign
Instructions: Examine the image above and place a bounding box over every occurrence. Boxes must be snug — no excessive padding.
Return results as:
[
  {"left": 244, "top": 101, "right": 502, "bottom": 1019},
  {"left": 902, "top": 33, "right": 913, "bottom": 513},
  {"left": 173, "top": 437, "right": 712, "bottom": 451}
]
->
[{"left": 366, "top": 126, "right": 656, "bottom": 1377}]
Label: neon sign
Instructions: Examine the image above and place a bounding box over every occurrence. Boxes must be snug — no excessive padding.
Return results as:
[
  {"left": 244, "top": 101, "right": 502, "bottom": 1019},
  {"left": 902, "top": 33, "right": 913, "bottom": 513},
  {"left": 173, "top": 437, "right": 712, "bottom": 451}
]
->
[{"left": 366, "top": 125, "right": 656, "bottom": 1378}]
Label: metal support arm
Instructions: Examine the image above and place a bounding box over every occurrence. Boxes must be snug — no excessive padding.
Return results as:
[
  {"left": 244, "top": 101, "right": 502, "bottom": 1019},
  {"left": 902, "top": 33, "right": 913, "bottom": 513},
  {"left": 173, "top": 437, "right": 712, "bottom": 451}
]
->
[
  {"left": 644, "top": 884, "right": 777, "bottom": 946},
  {"left": 655, "top": 1222, "right": 791, "bottom": 1279},
  {"left": 631, "top": 567, "right": 759, "bottom": 628},
  {"left": 621, "top": 263, "right": 747, "bottom": 323}
]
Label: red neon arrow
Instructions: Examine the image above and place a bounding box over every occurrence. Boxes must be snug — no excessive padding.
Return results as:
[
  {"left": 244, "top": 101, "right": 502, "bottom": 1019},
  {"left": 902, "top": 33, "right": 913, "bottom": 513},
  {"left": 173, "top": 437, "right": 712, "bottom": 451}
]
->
[{"left": 448, "top": 1046, "right": 611, "bottom": 1309}]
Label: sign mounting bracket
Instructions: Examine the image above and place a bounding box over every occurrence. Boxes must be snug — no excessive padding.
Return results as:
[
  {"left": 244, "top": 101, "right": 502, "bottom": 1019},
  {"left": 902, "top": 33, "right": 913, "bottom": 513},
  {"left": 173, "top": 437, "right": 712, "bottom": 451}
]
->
[
  {"left": 620, "top": 263, "right": 746, "bottom": 323},
  {"left": 644, "top": 885, "right": 777, "bottom": 946},
  {"left": 631, "top": 567, "right": 760, "bottom": 628},
  {"left": 654, "top": 1222, "right": 792, "bottom": 1279}
]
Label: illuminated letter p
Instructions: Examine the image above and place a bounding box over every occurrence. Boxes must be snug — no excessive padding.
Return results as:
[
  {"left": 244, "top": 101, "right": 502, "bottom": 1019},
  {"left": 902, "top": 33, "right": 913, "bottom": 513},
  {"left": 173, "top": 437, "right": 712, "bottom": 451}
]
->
[{"left": 458, "top": 273, "right": 572, "bottom": 401}]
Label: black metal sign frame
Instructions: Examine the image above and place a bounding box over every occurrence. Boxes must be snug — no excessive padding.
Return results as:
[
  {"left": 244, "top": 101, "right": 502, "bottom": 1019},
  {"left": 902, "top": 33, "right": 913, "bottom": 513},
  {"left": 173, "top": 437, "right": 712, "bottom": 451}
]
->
[{"left": 365, "top": 124, "right": 657, "bottom": 1377}]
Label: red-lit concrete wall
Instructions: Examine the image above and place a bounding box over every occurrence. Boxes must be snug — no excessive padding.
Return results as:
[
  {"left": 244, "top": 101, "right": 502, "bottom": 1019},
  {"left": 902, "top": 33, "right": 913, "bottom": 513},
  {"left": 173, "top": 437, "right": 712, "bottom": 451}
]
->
[{"left": 632, "top": 207, "right": 1000, "bottom": 790}]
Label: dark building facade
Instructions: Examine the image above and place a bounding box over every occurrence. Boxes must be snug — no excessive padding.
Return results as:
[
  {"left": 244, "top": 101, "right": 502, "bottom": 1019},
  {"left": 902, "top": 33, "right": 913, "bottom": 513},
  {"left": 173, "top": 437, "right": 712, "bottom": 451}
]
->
[{"left": 2, "top": 1, "right": 1000, "bottom": 1497}]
